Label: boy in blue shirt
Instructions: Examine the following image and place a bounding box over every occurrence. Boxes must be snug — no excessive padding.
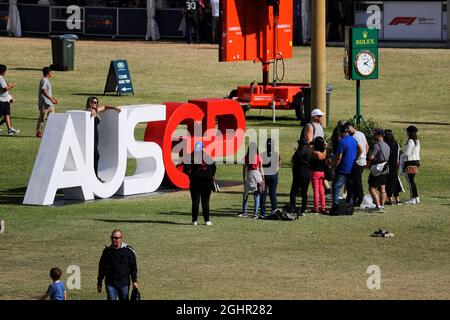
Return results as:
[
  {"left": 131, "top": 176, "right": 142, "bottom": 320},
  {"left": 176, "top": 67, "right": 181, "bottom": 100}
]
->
[{"left": 39, "top": 267, "right": 67, "bottom": 300}]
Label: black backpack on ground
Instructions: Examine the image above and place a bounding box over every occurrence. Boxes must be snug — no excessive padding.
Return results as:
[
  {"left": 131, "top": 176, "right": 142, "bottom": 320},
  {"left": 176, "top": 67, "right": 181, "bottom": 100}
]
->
[
  {"left": 329, "top": 203, "right": 354, "bottom": 216},
  {"left": 265, "top": 205, "right": 299, "bottom": 221}
]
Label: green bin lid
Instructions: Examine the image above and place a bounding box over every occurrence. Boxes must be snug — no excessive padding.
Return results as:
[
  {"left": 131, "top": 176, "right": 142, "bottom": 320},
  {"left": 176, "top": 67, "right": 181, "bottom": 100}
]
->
[{"left": 50, "top": 34, "right": 78, "bottom": 40}]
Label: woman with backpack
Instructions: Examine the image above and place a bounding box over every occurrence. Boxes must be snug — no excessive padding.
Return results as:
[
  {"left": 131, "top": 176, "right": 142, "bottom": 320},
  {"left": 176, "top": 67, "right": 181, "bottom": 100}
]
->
[
  {"left": 239, "top": 142, "right": 264, "bottom": 219},
  {"left": 260, "top": 138, "right": 281, "bottom": 219},
  {"left": 183, "top": 141, "right": 216, "bottom": 225},
  {"left": 401, "top": 125, "right": 421, "bottom": 205}
]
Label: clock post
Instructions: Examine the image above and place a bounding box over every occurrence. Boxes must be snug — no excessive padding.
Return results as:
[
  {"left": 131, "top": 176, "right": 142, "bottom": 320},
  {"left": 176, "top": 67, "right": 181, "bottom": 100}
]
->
[{"left": 344, "top": 27, "right": 379, "bottom": 126}]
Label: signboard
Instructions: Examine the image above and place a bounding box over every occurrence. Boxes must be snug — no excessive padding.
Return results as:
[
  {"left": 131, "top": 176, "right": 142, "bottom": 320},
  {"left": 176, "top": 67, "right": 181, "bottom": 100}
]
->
[
  {"left": 344, "top": 27, "right": 379, "bottom": 80},
  {"left": 84, "top": 8, "right": 117, "bottom": 36},
  {"left": 104, "top": 60, "right": 134, "bottom": 96},
  {"left": 384, "top": 2, "right": 442, "bottom": 40}
]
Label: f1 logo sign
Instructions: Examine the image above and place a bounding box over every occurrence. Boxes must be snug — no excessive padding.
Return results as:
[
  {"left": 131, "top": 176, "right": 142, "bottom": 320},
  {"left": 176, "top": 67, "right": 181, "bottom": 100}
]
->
[
  {"left": 23, "top": 99, "right": 245, "bottom": 205},
  {"left": 389, "top": 17, "right": 417, "bottom": 26}
]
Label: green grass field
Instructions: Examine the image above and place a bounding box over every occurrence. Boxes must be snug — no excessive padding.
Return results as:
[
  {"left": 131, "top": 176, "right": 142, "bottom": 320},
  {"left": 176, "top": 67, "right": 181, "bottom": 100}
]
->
[{"left": 0, "top": 38, "right": 449, "bottom": 299}]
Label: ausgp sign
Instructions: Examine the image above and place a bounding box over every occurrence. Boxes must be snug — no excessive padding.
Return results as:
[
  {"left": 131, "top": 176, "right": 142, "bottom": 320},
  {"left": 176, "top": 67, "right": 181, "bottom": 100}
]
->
[{"left": 23, "top": 99, "right": 245, "bottom": 206}]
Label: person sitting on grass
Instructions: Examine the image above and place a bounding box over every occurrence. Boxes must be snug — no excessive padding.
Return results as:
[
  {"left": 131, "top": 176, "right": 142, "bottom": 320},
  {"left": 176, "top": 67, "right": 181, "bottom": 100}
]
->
[{"left": 39, "top": 267, "right": 67, "bottom": 300}]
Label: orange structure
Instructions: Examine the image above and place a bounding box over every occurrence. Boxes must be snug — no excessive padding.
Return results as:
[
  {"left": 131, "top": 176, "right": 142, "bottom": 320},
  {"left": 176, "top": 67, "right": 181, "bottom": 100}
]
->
[{"left": 220, "top": 0, "right": 309, "bottom": 120}]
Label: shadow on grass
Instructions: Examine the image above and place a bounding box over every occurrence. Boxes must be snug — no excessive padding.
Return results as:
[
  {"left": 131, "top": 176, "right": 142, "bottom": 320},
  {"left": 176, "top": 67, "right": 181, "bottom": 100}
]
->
[
  {"left": 10, "top": 116, "right": 38, "bottom": 121},
  {"left": 245, "top": 115, "right": 300, "bottom": 127},
  {"left": 166, "top": 209, "right": 240, "bottom": 218},
  {"left": 9, "top": 67, "right": 42, "bottom": 71},
  {"left": 391, "top": 120, "right": 450, "bottom": 126},
  {"left": 0, "top": 187, "right": 26, "bottom": 205},
  {"left": 218, "top": 190, "right": 291, "bottom": 197},
  {"left": 93, "top": 218, "right": 192, "bottom": 226},
  {"left": 0, "top": 135, "right": 39, "bottom": 139},
  {"left": 72, "top": 93, "right": 106, "bottom": 97}
]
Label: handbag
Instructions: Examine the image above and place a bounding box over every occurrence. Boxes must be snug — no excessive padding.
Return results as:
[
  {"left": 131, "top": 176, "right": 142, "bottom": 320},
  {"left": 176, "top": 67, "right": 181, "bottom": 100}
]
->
[
  {"left": 130, "top": 287, "right": 141, "bottom": 301},
  {"left": 324, "top": 166, "right": 334, "bottom": 181},
  {"left": 370, "top": 162, "right": 388, "bottom": 177},
  {"left": 211, "top": 180, "right": 220, "bottom": 192},
  {"left": 405, "top": 165, "right": 419, "bottom": 175},
  {"left": 370, "top": 146, "right": 389, "bottom": 177}
]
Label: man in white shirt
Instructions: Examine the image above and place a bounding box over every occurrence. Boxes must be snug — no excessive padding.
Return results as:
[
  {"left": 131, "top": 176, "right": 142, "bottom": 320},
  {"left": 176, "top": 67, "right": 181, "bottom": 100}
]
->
[
  {"left": 348, "top": 123, "right": 369, "bottom": 206},
  {"left": 0, "top": 64, "right": 20, "bottom": 135}
]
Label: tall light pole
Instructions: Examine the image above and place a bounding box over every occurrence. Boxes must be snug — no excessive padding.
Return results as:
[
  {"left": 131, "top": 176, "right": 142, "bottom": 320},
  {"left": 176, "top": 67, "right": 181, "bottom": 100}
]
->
[{"left": 311, "top": 0, "right": 326, "bottom": 127}]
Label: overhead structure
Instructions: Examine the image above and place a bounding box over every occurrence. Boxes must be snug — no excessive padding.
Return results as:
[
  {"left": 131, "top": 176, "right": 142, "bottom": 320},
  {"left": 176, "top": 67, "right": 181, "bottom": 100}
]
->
[{"left": 220, "top": 0, "right": 311, "bottom": 122}]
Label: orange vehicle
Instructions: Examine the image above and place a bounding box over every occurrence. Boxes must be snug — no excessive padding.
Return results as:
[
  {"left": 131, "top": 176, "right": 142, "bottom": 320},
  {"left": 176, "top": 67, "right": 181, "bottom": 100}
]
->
[{"left": 219, "top": 0, "right": 309, "bottom": 121}]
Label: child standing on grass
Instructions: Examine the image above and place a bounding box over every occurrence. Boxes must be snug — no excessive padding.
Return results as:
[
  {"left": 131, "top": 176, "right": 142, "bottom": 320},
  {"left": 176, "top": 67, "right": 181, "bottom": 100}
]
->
[
  {"left": 39, "top": 267, "right": 67, "bottom": 300},
  {"left": 36, "top": 67, "right": 58, "bottom": 138}
]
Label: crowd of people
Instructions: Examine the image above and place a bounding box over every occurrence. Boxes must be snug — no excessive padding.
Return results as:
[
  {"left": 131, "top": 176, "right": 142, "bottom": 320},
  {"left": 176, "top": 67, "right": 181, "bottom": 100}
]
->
[
  {"left": 183, "top": 108, "right": 421, "bottom": 225},
  {"left": 181, "top": 0, "right": 220, "bottom": 45}
]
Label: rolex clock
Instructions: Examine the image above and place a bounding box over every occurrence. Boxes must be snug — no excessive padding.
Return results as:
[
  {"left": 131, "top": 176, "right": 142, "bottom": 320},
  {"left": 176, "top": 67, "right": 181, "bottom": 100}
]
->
[
  {"left": 354, "top": 50, "right": 376, "bottom": 77},
  {"left": 344, "top": 27, "right": 378, "bottom": 80}
]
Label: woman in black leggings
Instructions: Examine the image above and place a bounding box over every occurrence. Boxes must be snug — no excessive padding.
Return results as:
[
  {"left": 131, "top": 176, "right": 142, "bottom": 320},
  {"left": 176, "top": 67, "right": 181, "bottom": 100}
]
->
[
  {"left": 290, "top": 139, "right": 311, "bottom": 214},
  {"left": 401, "top": 125, "right": 421, "bottom": 205}
]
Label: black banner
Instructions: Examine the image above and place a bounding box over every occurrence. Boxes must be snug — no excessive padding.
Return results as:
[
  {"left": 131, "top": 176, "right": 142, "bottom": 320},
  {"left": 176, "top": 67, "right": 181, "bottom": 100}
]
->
[
  {"left": 0, "top": 4, "right": 7, "bottom": 32},
  {"left": 85, "top": 8, "right": 117, "bottom": 36},
  {"left": 18, "top": 4, "right": 50, "bottom": 33},
  {"left": 0, "top": 300, "right": 443, "bottom": 318},
  {"left": 118, "top": 8, "right": 146, "bottom": 37}
]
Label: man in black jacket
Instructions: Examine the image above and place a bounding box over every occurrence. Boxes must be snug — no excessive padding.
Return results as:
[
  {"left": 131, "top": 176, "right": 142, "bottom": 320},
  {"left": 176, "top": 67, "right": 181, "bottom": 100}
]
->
[{"left": 97, "top": 229, "right": 138, "bottom": 300}]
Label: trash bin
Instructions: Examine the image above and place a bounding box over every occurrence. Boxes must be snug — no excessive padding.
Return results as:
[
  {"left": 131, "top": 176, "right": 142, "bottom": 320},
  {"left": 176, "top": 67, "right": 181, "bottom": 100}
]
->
[
  {"left": 300, "top": 84, "right": 333, "bottom": 126},
  {"left": 50, "top": 34, "right": 78, "bottom": 71}
]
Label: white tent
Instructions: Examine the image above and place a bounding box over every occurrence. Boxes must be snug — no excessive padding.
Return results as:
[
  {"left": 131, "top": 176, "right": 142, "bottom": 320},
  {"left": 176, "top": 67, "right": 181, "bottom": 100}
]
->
[
  {"left": 301, "top": 0, "right": 310, "bottom": 44},
  {"left": 6, "top": 0, "right": 21, "bottom": 37},
  {"left": 146, "top": 0, "right": 160, "bottom": 41}
]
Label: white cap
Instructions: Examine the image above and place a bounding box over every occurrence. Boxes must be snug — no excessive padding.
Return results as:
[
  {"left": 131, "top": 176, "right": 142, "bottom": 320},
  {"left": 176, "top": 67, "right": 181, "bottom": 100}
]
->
[{"left": 311, "top": 109, "right": 325, "bottom": 117}]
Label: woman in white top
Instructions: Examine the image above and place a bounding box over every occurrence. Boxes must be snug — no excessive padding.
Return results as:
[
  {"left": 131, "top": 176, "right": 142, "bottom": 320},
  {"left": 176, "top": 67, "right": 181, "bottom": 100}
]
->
[{"left": 401, "top": 125, "right": 421, "bottom": 204}]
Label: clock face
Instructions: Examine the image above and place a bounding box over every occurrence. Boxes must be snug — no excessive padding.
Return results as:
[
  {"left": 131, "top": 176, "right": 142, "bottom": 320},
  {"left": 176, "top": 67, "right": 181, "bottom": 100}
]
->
[{"left": 355, "top": 51, "right": 376, "bottom": 77}]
